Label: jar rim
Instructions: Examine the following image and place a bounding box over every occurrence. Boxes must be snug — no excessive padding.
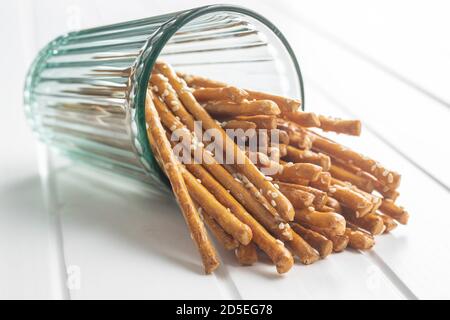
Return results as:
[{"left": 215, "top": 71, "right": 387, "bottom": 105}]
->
[{"left": 131, "top": 4, "right": 305, "bottom": 188}]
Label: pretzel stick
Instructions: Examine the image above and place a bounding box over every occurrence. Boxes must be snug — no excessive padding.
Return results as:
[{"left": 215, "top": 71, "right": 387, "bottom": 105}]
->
[
  {"left": 290, "top": 223, "right": 333, "bottom": 258},
  {"left": 379, "top": 199, "right": 409, "bottom": 225},
  {"left": 329, "top": 164, "right": 374, "bottom": 193},
  {"left": 156, "top": 61, "right": 294, "bottom": 221},
  {"left": 198, "top": 205, "right": 239, "bottom": 250},
  {"left": 278, "top": 143, "right": 287, "bottom": 158},
  {"left": 345, "top": 228, "right": 375, "bottom": 250},
  {"left": 318, "top": 116, "right": 361, "bottom": 136},
  {"left": 153, "top": 95, "right": 294, "bottom": 245},
  {"left": 310, "top": 132, "right": 401, "bottom": 190},
  {"left": 286, "top": 232, "right": 320, "bottom": 264},
  {"left": 182, "top": 168, "right": 253, "bottom": 245},
  {"left": 341, "top": 209, "right": 385, "bottom": 235},
  {"left": 284, "top": 111, "right": 320, "bottom": 127},
  {"left": 328, "top": 184, "right": 373, "bottom": 217},
  {"left": 193, "top": 86, "right": 248, "bottom": 103},
  {"left": 329, "top": 235, "right": 349, "bottom": 252},
  {"left": 203, "top": 100, "right": 280, "bottom": 117},
  {"left": 310, "top": 172, "right": 331, "bottom": 191},
  {"left": 274, "top": 162, "right": 323, "bottom": 183},
  {"left": 294, "top": 209, "right": 346, "bottom": 235},
  {"left": 285, "top": 145, "right": 331, "bottom": 170},
  {"left": 235, "top": 243, "right": 258, "bottom": 266},
  {"left": 326, "top": 196, "right": 342, "bottom": 212},
  {"left": 277, "top": 184, "right": 315, "bottom": 209},
  {"left": 144, "top": 90, "right": 219, "bottom": 274},
  {"left": 278, "top": 182, "right": 328, "bottom": 209},
  {"left": 376, "top": 212, "right": 398, "bottom": 233},
  {"left": 177, "top": 72, "right": 301, "bottom": 113},
  {"left": 277, "top": 119, "right": 312, "bottom": 149},
  {"left": 223, "top": 120, "right": 257, "bottom": 131},
  {"left": 320, "top": 205, "right": 335, "bottom": 212},
  {"left": 234, "top": 115, "right": 277, "bottom": 130}
]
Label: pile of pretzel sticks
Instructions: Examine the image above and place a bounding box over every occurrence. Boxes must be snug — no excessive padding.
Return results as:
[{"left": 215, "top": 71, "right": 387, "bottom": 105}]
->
[{"left": 145, "top": 60, "right": 409, "bottom": 274}]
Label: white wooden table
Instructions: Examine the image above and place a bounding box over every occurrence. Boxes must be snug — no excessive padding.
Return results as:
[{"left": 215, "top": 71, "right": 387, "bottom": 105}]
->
[{"left": 1, "top": 0, "right": 449, "bottom": 299}]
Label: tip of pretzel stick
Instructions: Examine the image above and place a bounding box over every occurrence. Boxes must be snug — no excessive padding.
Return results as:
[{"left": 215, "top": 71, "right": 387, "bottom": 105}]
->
[{"left": 274, "top": 247, "right": 294, "bottom": 274}]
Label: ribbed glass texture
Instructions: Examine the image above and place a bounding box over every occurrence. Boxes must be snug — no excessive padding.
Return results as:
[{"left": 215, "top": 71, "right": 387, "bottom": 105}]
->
[{"left": 24, "top": 5, "right": 303, "bottom": 191}]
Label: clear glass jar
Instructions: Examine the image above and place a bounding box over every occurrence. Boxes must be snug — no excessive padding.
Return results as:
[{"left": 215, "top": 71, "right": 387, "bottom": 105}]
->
[{"left": 24, "top": 4, "right": 304, "bottom": 192}]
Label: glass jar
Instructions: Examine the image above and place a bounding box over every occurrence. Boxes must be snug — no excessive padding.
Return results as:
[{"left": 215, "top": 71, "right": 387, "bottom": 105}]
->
[{"left": 24, "top": 4, "right": 304, "bottom": 192}]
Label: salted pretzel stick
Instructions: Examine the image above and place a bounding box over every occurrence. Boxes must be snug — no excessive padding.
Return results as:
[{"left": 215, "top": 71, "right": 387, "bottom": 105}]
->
[
  {"left": 290, "top": 223, "right": 333, "bottom": 258},
  {"left": 318, "top": 116, "right": 361, "bottom": 136},
  {"left": 277, "top": 184, "right": 315, "bottom": 209},
  {"left": 203, "top": 100, "right": 280, "bottom": 117},
  {"left": 178, "top": 72, "right": 301, "bottom": 113},
  {"left": 278, "top": 182, "right": 328, "bottom": 209},
  {"left": 329, "top": 235, "right": 349, "bottom": 252},
  {"left": 329, "top": 164, "right": 374, "bottom": 193},
  {"left": 284, "top": 111, "right": 320, "bottom": 127},
  {"left": 310, "top": 172, "right": 331, "bottom": 191},
  {"left": 320, "top": 205, "right": 335, "bottom": 212},
  {"left": 310, "top": 132, "right": 401, "bottom": 190},
  {"left": 285, "top": 145, "right": 331, "bottom": 170},
  {"left": 153, "top": 95, "right": 294, "bottom": 244},
  {"left": 379, "top": 199, "right": 409, "bottom": 225},
  {"left": 234, "top": 115, "right": 277, "bottom": 130},
  {"left": 286, "top": 232, "right": 320, "bottom": 264},
  {"left": 375, "top": 212, "right": 398, "bottom": 233},
  {"left": 235, "top": 242, "right": 258, "bottom": 266},
  {"left": 328, "top": 184, "right": 373, "bottom": 217},
  {"left": 274, "top": 162, "right": 322, "bottom": 183},
  {"left": 198, "top": 205, "right": 239, "bottom": 250},
  {"left": 294, "top": 209, "right": 346, "bottom": 235},
  {"left": 178, "top": 72, "right": 226, "bottom": 88},
  {"left": 278, "top": 143, "right": 287, "bottom": 158},
  {"left": 193, "top": 86, "right": 248, "bottom": 103},
  {"left": 156, "top": 61, "right": 294, "bottom": 221},
  {"left": 223, "top": 120, "right": 257, "bottom": 131},
  {"left": 345, "top": 228, "right": 374, "bottom": 250},
  {"left": 275, "top": 129, "right": 290, "bottom": 145},
  {"left": 326, "top": 196, "right": 342, "bottom": 213},
  {"left": 182, "top": 168, "right": 253, "bottom": 245},
  {"left": 144, "top": 90, "right": 219, "bottom": 274},
  {"left": 277, "top": 119, "right": 312, "bottom": 149},
  {"left": 341, "top": 209, "right": 385, "bottom": 235}
]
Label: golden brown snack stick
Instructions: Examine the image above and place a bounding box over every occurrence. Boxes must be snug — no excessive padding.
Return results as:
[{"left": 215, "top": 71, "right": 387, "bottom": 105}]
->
[
  {"left": 235, "top": 243, "right": 258, "bottom": 266},
  {"left": 329, "top": 235, "right": 349, "bottom": 252},
  {"left": 182, "top": 168, "right": 253, "bottom": 245},
  {"left": 310, "top": 132, "right": 401, "bottom": 190},
  {"left": 277, "top": 119, "right": 312, "bottom": 149},
  {"left": 328, "top": 184, "right": 373, "bottom": 217},
  {"left": 223, "top": 120, "right": 257, "bottom": 131},
  {"left": 285, "top": 145, "right": 331, "bottom": 170},
  {"left": 290, "top": 223, "right": 333, "bottom": 258},
  {"left": 178, "top": 72, "right": 226, "bottom": 88},
  {"left": 342, "top": 209, "right": 385, "bottom": 235},
  {"left": 286, "top": 232, "right": 320, "bottom": 264},
  {"left": 153, "top": 95, "right": 294, "bottom": 244},
  {"left": 375, "top": 212, "right": 398, "bottom": 233},
  {"left": 278, "top": 182, "right": 328, "bottom": 209},
  {"left": 203, "top": 100, "right": 280, "bottom": 117},
  {"left": 326, "top": 196, "right": 342, "bottom": 213},
  {"left": 283, "top": 111, "right": 320, "bottom": 127},
  {"left": 193, "top": 86, "right": 249, "bottom": 103},
  {"left": 274, "top": 162, "right": 322, "bottom": 183},
  {"left": 379, "top": 199, "right": 409, "bottom": 225},
  {"left": 320, "top": 205, "right": 336, "bottom": 212},
  {"left": 310, "top": 172, "right": 332, "bottom": 191},
  {"left": 199, "top": 205, "right": 239, "bottom": 250},
  {"left": 145, "top": 90, "right": 219, "bottom": 274},
  {"left": 245, "top": 89, "right": 301, "bottom": 113},
  {"left": 345, "top": 228, "right": 374, "bottom": 250},
  {"left": 234, "top": 115, "right": 277, "bottom": 130},
  {"left": 156, "top": 61, "right": 295, "bottom": 221},
  {"left": 329, "top": 164, "right": 374, "bottom": 193},
  {"left": 277, "top": 184, "right": 315, "bottom": 209},
  {"left": 318, "top": 116, "right": 361, "bottom": 136},
  {"left": 294, "top": 209, "right": 346, "bottom": 235}
]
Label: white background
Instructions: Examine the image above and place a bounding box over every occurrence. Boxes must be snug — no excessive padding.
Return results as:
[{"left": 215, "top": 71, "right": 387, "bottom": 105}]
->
[{"left": 1, "top": 0, "right": 449, "bottom": 299}]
